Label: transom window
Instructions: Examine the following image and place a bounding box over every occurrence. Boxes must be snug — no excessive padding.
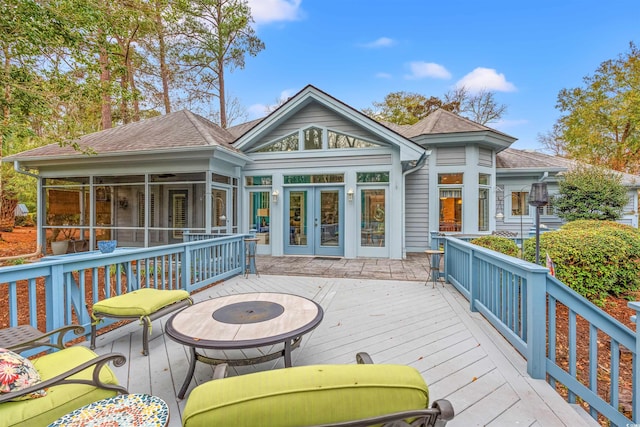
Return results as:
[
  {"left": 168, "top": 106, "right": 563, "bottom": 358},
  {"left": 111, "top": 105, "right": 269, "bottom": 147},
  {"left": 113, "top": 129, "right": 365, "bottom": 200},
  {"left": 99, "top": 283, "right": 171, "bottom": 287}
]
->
[
  {"left": 255, "top": 127, "right": 383, "bottom": 153},
  {"left": 256, "top": 132, "right": 299, "bottom": 152},
  {"left": 328, "top": 131, "right": 381, "bottom": 149}
]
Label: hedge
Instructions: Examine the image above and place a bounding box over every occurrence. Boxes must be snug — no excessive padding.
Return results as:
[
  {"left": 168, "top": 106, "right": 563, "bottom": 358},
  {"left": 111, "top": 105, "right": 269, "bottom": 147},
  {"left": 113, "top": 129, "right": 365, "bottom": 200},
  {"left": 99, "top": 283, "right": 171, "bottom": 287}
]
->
[
  {"left": 470, "top": 236, "right": 520, "bottom": 257},
  {"left": 523, "top": 221, "right": 640, "bottom": 306}
]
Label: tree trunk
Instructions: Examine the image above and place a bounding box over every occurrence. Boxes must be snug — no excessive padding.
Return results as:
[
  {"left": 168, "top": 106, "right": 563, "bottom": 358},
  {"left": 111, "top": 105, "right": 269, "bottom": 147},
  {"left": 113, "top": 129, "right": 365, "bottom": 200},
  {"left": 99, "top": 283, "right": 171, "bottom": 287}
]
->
[
  {"left": 0, "top": 197, "right": 17, "bottom": 232},
  {"left": 155, "top": 2, "right": 171, "bottom": 114},
  {"left": 218, "top": 57, "right": 226, "bottom": 128},
  {"left": 99, "top": 36, "right": 112, "bottom": 130}
]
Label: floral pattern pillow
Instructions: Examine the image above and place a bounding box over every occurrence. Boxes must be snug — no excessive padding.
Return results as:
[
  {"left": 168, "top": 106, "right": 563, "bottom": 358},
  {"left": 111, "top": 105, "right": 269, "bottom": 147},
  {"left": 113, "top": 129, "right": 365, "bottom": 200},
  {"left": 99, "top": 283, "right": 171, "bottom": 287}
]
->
[{"left": 0, "top": 348, "right": 47, "bottom": 400}]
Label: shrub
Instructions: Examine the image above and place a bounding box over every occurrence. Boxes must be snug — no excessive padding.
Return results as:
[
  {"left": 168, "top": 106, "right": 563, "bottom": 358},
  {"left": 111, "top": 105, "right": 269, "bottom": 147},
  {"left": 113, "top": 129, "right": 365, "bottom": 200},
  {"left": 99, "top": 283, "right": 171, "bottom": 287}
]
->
[
  {"left": 470, "top": 236, "right": 520, "bottom": 257},
  {"left": 523, "top": 221, "right": 640, "bottom": 306}
]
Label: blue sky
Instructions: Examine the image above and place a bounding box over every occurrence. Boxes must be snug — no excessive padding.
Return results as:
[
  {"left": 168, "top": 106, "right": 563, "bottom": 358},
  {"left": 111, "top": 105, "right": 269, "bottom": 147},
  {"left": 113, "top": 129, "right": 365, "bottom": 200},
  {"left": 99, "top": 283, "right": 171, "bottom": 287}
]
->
[{"left": 226, "top": 0, "right": 640, "bottom": 150}]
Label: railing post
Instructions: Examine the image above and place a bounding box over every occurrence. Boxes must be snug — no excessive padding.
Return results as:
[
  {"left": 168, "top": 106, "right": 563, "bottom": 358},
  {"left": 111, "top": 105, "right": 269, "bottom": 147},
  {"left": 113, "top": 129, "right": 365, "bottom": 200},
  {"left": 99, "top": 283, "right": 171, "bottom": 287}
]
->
[
  {"left": 182, "top": 245, "right": 191, "bottom": 292},
  {"left": 628, "top": 301, "right": 639, "bottom": 422},
  {"left": 45, "top": 264, "right": 65, "bottom": 332},
  {"left": 526, "top": 269, "right": 547, "bottom": 379},
  {"left": 470, "top": 248, "right": 478, "bottom": 312}
]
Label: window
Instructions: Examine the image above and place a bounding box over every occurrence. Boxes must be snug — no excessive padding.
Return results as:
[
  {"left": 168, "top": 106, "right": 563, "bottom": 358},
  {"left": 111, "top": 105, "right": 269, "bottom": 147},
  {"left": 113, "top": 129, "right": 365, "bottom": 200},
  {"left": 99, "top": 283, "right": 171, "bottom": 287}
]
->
[
  {"left": 304, "top": 127, "right": 323, "bottom": 150},
  {"left": 328, "top": 131, "right": 381, "bottom": 149},
  {"left": 439, "top": 189, "right": 462, "bottom": 232},
  {"left": 438, "top": 173, "right": 463, "bottom": 232},
  {"left": 256, "top": 132, "right": 299, "bottom": 152},
  {"left": 357, "top": 172, "right": 389, "bottom": 183},
  {"left": 511, "top": 191, "right": 530, "bottom": 216},
  {"left": 478, "top": 188, "right": 489, "bottom": 231},
  {"left": 478, "top": 174, "right": 490, "bottom": 231},
  {"left": 283, "top": 174, "right": 344, "bottom": 184}
]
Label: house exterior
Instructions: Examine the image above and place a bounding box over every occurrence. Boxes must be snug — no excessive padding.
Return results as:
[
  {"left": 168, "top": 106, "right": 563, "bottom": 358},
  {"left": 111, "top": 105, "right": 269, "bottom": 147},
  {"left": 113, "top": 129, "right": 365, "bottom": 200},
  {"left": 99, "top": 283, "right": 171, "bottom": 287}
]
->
[{"left": 5, "top": 85, "right": 639, "bottom": 258}]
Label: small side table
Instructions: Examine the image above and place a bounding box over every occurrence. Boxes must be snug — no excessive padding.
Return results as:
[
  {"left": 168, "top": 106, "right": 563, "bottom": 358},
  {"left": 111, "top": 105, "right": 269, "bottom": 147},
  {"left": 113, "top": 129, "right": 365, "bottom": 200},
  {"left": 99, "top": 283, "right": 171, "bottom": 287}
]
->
[
  {"left": 424, "top": 249, "right": 445, "bottom": 288},
  {"left": 244, "top": 237, "right": 260, "bottom": 278},
  {"left": 48, "top": 393, "right": 169, "bottom": 427}
]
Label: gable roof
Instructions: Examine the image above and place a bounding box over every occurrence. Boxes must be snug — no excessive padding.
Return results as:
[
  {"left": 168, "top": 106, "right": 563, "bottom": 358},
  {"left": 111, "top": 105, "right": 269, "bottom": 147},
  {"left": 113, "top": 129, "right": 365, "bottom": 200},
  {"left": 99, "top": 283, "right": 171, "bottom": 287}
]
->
[
  {"left": 232, "top": 85, "right": 426, "bottom": 162},
  {"left": 6, "top": 110, "right": 242, "bottom": 162},
  {"left": 497, "top": 148, "right": 640, "bottom": 187}
]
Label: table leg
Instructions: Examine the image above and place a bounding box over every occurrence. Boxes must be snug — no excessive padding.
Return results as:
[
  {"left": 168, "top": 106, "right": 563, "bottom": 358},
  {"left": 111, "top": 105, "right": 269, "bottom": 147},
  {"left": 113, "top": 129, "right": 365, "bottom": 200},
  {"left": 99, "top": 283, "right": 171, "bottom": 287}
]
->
[
  {"left": 178, "top": 346, "right": 197, "bottom": 399},
  {"left": 283, "top": 340, "right": 292, "bottom": 367}
]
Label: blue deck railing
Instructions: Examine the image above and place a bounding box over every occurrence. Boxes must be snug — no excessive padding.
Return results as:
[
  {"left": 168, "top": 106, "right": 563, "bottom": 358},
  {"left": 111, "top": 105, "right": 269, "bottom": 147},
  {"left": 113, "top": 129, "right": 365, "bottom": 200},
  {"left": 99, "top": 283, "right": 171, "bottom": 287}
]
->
[
  {"left": 0, "top": 235, "right": 246, "bottom": 349},
  {"left": 432, "top": 232, "right": 639, "bottom": 425}
]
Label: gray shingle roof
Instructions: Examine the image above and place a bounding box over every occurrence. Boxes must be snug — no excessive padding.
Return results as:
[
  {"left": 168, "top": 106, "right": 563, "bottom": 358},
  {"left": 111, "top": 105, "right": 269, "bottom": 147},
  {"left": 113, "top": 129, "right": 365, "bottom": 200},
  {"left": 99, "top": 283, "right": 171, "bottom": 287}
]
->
[
  {"left": 394, "top": 109, "right": 511, "bottom": 139},
  {"left": 497, "top": 148, "right": 640, "bottom": 186},
  {"left": 8, "top": 110, "right": 239, "bottom": 160}
]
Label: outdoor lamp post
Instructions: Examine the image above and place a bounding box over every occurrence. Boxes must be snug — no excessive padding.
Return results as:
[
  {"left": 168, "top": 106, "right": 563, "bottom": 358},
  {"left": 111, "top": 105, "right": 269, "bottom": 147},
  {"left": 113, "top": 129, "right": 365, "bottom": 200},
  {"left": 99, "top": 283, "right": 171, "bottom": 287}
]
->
[{"left": 528, "top": 182, "right": 549, "bottom": 265}]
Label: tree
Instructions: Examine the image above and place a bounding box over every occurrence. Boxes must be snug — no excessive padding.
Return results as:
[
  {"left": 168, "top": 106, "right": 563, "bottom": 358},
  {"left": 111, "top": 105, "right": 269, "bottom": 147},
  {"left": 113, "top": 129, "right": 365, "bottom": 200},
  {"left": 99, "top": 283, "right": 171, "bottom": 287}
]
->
[
  {"left": 553, "top": 42, "right": 640, "bottom": 174},
  {"left": 552, "top": 165, "right": 628, "bottom": 222},
  {"left": 364, "top": 87, "right": 507, "bottom": 126},
  {"left": 537, "top": 124, "right": 566, "bottom": 156},
  {"left": 177, "top": 0, "right": 264, "bottom": 128},
  {"left": 362, "top": 92, "right": 456, "bottom": 125}
]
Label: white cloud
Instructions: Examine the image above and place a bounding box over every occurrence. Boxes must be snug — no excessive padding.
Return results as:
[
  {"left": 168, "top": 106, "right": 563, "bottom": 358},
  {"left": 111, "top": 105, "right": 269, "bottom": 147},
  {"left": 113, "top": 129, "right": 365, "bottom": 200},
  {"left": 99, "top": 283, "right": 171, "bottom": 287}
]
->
[
  {"left": 405, "top": 61, "right": 451, "bottom": 80},
  {"left": 361, "top": 37, "right": 396, "bottom": 48},
  {"left": 247, "top": 89, "right": 297, "bottom": 119},
  {"left": 456, "top": 67, "right": 516, "bottom": 93},
  {"left": 248, "top": 103, "right": 268, "bottom": 118},
  {"left": 247, "top": 0, "right": 303, "bottom": 24},
  {"left": 375, "top": 72, "right": 392, "bottom": 79}
]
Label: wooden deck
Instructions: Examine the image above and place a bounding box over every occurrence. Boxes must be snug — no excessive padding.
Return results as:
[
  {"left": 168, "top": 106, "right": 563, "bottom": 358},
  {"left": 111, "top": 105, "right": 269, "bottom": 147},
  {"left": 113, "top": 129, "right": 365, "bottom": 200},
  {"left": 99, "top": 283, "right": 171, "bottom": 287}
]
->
[{"left": 90, "top": 274, "right": 593, "bottom": 426}]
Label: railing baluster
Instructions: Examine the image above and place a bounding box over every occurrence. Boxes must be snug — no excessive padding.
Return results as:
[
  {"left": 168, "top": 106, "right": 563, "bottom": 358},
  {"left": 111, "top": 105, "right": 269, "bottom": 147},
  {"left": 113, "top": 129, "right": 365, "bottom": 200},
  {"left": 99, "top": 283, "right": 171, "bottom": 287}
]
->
[
  {"left": 588, "top": 324, "right": 598, "bottom": 419},
  {"left": 568, "top": 309, "right": 577, "bottom": 403},
  {"left": 610, "top": 339, "right": 620, "bottom": 416}
]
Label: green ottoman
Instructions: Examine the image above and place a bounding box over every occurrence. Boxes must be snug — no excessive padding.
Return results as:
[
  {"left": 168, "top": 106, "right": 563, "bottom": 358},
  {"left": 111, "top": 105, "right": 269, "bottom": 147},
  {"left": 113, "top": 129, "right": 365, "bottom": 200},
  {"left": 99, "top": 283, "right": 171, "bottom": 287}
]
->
[{"left": 91, "top": 288, "right": 192, "bottom": 356}]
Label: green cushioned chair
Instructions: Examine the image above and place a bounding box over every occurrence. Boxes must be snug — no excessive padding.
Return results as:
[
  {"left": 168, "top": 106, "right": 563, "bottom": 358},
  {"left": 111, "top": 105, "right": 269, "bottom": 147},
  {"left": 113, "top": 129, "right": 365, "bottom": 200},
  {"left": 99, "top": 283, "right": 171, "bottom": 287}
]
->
[
  {"left": 90, "top": 288, "right": 193, "bottom": 356},
  {"left": 182, "top": 352, "right": 454, "bottom": 427},
  {"left": 0, "top": 325, "right": 127, "bottom": 427}
]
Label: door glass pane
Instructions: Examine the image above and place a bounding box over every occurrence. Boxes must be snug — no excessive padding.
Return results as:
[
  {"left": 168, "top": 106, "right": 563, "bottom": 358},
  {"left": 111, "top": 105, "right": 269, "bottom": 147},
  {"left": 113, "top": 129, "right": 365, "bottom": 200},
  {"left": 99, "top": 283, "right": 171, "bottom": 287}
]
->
[
  {"left": 171, "top": 192, "right": 187, "bottom": 239},
  {"left": 289, "top": 191, "right": 307, "bottom": 246},
  {"left": 320, "top": 190, "right": 339, "bottom": 247},
  {"left": 360, "top": 189, "right": 385, "bottom": 247},
  {"left": 212, "top": 189, "right": 227, "bottom": 228},
  {"left": 250, "top": 191, "right": 270, "bottom": 244}
]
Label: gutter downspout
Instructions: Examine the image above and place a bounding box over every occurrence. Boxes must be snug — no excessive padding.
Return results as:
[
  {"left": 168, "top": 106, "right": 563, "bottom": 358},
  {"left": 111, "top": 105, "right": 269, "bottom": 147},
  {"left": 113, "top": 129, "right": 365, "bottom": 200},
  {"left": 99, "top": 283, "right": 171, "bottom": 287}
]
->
[
  {"left": 401, "top": 151, "right": 429, "bottom": 259},
  {"left": 8, "top": 161, "right": 43, "bottom": 259}
]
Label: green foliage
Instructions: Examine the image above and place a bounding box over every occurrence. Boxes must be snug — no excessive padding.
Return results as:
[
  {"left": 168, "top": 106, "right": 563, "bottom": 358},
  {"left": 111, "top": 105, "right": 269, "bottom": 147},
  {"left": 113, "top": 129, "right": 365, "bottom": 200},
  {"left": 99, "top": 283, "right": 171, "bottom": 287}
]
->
[
  {"left": 554, "top": 42, "right": 640, "bottom": 174},
  {"left": 523, "top": 221, "right": 640, "bottom": 306},
  {"left": 552, "top": 165, "right": 628, "bottom": 221},
  {"left": 363, "top": 87, "right": 507, "bottom": 126},
  {"left": 470, "top": 236, "right": 520, "bottom": 257}
]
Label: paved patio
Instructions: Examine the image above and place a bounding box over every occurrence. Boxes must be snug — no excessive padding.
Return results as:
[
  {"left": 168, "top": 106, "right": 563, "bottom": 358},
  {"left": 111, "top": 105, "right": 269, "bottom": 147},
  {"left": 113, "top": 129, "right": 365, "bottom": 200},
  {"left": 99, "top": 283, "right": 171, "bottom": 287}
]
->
[{"left": 89, "top": 255, "right": 595, "bottom": 426}]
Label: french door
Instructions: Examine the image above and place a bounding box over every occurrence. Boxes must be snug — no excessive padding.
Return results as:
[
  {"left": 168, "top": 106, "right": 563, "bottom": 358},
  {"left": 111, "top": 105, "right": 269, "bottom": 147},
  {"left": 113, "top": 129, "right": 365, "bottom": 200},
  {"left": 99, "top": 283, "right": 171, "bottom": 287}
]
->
[{"left": 284, "top": 187, "right": 343, "bottom": 256}]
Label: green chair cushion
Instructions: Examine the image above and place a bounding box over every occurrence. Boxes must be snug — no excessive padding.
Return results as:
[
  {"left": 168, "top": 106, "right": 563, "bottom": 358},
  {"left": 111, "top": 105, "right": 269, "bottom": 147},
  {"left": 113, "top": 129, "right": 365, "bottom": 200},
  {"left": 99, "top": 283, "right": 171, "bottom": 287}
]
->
[
  {"left": 93, "top": 288, "right": 190, "bottom": 317},
  {"left": 182, "top": 363, "right": 429, "bottom": 427},
  {"left": 0, "top": 346, "right": 120, "bottom": 427}
]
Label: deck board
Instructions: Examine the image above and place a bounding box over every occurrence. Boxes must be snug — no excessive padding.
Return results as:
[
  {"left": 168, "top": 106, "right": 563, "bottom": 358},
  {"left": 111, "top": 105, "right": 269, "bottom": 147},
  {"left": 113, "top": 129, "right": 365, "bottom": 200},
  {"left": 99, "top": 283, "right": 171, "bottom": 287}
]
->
[{"left": 88, "top": 274, "right": 590, "bottom": 426}]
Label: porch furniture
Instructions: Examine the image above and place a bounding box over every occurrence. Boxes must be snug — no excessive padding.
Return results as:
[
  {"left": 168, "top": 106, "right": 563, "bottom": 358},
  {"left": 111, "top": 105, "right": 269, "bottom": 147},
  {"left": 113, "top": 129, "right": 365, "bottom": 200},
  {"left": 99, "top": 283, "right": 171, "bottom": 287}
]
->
[
  {"left": 244, "top": 236, "right": 260, "bottom": 277},
  {"left": 48, "top": 393, "right": 169, "bottom": 427},
  {"left": 90, "top": 288, "right": 193, "bottom": 356},
  {"left": 166, "top": 292, "right": 324, "bottom": 398},
  {"left": 0, "top": 325, "right": 127, "bottom": 427},
  {"left": 491, "top": 230, "right": 518, "bottom": 238},
  {"left": 424, "top": 249, "right": 445, "bottom": 288},
  {"left": 181, "top": 352, "right": 454, "bottom": 427}
]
